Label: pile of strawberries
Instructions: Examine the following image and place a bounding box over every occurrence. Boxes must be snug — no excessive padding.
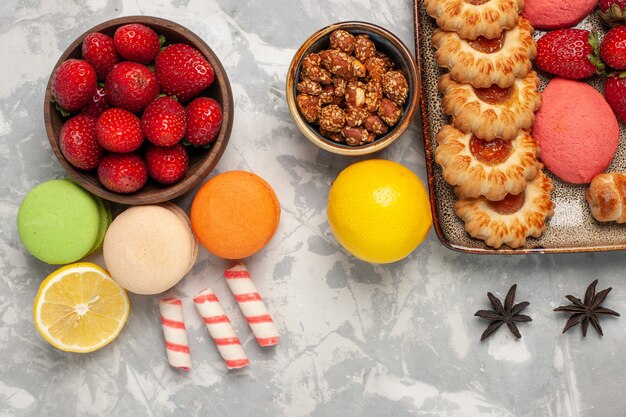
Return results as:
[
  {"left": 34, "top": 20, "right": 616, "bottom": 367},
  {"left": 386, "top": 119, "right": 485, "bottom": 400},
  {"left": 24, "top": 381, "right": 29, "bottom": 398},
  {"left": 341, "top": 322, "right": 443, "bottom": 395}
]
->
[
  {"left": 51, "top": 23, "right": 223, "bottom": 193},
  {"left": 534, "top": 0, "right": 626, "bottom": 123}
]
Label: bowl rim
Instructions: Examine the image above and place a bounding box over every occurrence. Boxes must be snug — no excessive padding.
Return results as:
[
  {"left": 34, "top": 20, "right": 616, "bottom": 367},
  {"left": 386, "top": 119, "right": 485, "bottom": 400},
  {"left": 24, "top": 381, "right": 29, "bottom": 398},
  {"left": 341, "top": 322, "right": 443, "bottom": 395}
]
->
[
  {"left": 44, "top": 15, "right": 233, "bottom": 205},
  {"left": 286, "top": 21, "right": 420, "bottom": 156}
]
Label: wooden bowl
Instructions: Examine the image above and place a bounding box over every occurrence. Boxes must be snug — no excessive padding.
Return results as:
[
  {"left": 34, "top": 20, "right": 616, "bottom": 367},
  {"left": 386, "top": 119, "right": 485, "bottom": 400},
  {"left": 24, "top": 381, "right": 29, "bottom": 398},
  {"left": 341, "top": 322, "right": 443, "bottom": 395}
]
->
[
  {"left": 286, "top": 21, "right": 419, "bottom": 156},
  {"left": 44, "top": 16, "right": 233, "bottom": 205}
]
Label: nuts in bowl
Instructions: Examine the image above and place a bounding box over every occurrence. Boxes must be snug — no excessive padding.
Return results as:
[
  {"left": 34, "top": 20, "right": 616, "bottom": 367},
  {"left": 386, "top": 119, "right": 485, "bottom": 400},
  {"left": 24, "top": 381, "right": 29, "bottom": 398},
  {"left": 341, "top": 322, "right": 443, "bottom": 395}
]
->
[
  {"left": 44, "top": 16, "right": 233, "bottom": 205},
  {"left": 287, "top": 21, "right": 419, "bottom": 156}
]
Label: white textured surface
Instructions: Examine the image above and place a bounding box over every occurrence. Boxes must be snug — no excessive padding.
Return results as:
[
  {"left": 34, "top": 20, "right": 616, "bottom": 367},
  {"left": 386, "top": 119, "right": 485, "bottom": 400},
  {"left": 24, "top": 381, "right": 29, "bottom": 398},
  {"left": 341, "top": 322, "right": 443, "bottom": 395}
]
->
[{"left": 1, "top": 0, "right": 626, "bottom": 416}]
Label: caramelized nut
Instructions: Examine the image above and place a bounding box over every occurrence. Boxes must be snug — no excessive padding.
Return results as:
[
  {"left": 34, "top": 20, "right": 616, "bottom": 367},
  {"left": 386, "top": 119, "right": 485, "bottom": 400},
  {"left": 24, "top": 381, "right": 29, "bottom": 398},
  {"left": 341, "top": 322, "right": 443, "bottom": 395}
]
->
[
  {"left": 382, "top": 70, "right": 409, "bottom": 106},
  {"left": 329, "top": 29, "right": 356, "bottom": 54},
  {"left": 301, "top": 53, "right": 332, "bottom": 85},
  {"left": 320, "top": 127, "right": 344, "bottom": 143},
  {"left": 341, "top": 126, "right": 370, "bottom": 146},
  {"left": 319, "top": 104, "right": 346, "bottom": 132},
  {"left": 320, "top": 85, "right": 342, "bottom": 105},
  {"left": 301, "top": 64, "right": 332, "bottom": 85},
  {"left": 365, "top": 57, "right": 389, "bottom": 80},
  {"left": 363, "top": 114, "right": 389, "bottom": 135},
  {"left": 297, "top": 78, "right": 322, "bottom": 95},
  {"left": 365, "top": 79, "right": 383, "bottom": 112},
  {"left": 375, "top": 51, "right": 395, "bottom": 70},
  {"left": 333, "top": 77, "right": 347, "bottom": 97},
  {"left": 351, "top": 59, "right": 367, "bottom": 78},
  {"left": 377, "top": 98, "right": 402, "bottom": 126},
  {"left": 345, "top": 107, "right": 370, "bottom": 127},
  {"left": 320, "top": 49, "right": 354, "bottom": 78},
  {"left": 354, "top": 34, "right": 376, "bottom": 62},
  {"left": 296, "top": 94, "right": 321, "bottom": 123},
  {"left": 302, "top": 53, "right": 321, "bottom": 68},
  {"left": 345, "top": 81, "right": 366, "bottom": 108}
]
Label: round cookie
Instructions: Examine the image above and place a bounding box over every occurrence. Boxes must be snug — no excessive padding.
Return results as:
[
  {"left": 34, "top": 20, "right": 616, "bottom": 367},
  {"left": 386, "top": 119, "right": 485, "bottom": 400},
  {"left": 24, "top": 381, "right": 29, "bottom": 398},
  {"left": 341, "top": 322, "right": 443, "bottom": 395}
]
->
[
  {"left": 522, "top": 0, "right": 597, "bottom": 30},
  {"left": 532, "top": 78, "right": 619, "bottom": 184},
  {"left": 191, "top": 171, "right": 280, "bottom": 259},
  {"left": 103, "top": 204, "right": 197, "bottom": 295},
  {"left": 17, "top": 179, "right": 101, "bottom": 264}
]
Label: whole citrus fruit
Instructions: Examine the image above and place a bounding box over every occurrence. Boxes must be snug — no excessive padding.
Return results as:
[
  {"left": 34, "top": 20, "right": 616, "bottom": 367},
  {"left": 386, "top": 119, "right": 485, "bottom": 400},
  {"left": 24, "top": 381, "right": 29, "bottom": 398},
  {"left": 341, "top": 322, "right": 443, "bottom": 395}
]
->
[{"left": 327, "top": 159, "right": 432, "bottom": 263}]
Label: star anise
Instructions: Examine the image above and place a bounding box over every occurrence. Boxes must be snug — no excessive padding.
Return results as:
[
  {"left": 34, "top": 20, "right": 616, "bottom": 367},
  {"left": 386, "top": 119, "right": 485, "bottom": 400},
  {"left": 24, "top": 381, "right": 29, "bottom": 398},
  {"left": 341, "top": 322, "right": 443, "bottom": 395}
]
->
[
  {"left": 554, "top": 279, "right": 620, "bottom": 337},
  {"left": 474, "top": 284, "right": 531, "bottom": 341}
]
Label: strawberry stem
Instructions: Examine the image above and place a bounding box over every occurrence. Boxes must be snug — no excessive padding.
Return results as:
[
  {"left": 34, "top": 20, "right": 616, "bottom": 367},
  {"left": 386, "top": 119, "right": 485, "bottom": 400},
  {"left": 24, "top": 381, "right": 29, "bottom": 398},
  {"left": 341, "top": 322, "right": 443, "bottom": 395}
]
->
[
  {"left": 159, "top": 34, "right": 168, "bottom": 52},
  {"left": 588, "top": 31, "right": 607, "bottom": 75},
  {"left": 50, "top": 96, "right": 71, "bottom": 117}
]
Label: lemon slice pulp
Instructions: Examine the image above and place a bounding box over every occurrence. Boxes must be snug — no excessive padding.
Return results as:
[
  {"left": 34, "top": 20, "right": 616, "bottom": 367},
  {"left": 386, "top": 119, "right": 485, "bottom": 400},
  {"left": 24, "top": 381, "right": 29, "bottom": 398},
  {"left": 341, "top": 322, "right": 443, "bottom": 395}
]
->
[{"left": 33, "top": 262, "right": 130, "bottom": 353}]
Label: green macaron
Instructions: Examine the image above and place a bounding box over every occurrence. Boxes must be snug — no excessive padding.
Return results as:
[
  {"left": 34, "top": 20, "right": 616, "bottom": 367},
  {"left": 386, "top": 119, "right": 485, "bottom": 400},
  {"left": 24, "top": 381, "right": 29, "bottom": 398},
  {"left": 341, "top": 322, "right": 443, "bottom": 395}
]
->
[
  {"left": 86, "top": 196, "right": 112, "bottom": 256},
  {"left": 17, "top": 179, "right": 109, "bottom": 264}
]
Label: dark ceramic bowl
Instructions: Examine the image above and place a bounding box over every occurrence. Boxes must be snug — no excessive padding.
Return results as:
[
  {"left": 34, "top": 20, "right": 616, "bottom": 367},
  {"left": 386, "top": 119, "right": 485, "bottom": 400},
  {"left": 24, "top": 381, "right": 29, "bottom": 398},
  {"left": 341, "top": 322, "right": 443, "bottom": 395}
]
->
[
  {"left": 286, "top": 21, "right": 419, "bottom": 156},
  {"left": 44, "top": 16, "right": 233, "bottom": 205}
]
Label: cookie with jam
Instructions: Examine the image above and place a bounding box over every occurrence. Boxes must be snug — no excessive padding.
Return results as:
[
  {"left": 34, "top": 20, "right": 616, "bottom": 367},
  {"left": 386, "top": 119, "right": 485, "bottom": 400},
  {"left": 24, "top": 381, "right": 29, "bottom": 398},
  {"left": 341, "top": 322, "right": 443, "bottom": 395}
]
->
[
  {"left": 432, "top": 17, "right": 536, "bottom": 88},
  {"left": 435, "top": 125, "right": 541, "bottom": 201},
  {"left": 439, "top": 71, "right": 541, "bottom": 141},
  {"left": 454, "top": 169, "right": 555, "bottom": 249},
  {"left": 424, "top": 0, "right": 524, "bottom": 40}
]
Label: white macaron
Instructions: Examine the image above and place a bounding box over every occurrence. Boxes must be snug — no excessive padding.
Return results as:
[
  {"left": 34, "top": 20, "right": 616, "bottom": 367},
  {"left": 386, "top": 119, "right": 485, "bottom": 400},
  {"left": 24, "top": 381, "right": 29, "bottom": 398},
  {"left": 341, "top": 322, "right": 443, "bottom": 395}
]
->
[{"left": 103, "top": 204, "right": 197, "bottom": 295}]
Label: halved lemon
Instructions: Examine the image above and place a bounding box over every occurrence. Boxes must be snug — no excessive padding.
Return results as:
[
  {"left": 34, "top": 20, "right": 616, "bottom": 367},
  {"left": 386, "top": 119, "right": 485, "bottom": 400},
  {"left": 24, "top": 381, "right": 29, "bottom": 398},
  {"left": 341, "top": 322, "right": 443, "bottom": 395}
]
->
[{"left": 33, "top": 262, "right": 130, "bottom": 353}]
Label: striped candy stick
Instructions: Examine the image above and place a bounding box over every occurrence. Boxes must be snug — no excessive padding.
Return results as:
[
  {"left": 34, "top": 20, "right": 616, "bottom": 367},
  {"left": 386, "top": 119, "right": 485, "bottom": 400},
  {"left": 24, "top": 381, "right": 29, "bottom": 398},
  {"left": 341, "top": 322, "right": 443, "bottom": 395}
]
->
[
  {"left": 224, "top": 263, "right": 279, "bottom": 347},
  {"left": 193, "top": 288, "right": 249, "bottom": 369},
  {"left": 158, "top": 298, "right": 192, "bottom": 371}
]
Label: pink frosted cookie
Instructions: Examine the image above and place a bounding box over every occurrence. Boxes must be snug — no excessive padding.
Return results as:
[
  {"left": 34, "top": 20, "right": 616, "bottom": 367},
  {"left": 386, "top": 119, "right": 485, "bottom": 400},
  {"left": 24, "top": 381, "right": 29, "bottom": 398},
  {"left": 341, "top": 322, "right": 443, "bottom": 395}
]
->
[
  {"left": 522, "top": 0, "right": 598, "bottom": 29},
  {"left": 532, "top": 78, "right": 619, "bottom": 184}
]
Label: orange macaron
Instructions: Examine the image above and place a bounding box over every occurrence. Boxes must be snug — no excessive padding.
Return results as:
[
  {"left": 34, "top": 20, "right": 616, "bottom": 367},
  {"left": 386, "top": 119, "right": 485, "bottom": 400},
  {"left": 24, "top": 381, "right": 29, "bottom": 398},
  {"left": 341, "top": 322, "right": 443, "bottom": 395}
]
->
[{"left": 191, "top": 171, "right": 280, "bottom": 259}]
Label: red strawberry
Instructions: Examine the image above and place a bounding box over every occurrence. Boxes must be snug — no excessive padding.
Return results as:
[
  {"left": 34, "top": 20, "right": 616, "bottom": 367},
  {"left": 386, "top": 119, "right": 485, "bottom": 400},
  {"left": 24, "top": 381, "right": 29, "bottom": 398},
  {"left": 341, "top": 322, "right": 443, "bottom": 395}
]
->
[
  {"left": 185, "top": 97, "right": 222, "bottom": 146},
  {"left": 599, "top": 0, "right": 626, "bottom": 27},
  {"left": 59, "top": 115, "right": 104, "bottom": 170},
  {"left": 535, "top": 29, "right": 602, "bottom": 79},
  {"left": 601, "top": 26, "right": 626, "bottom": 69},
  {"left": 51, "top": 59, "right": 97, "bottom": 111},
  {"left": 96, "top": 108, "right": 144, "bottom": 153},
  {"left": 605, "top": 75, "right": 626, "bottom": 122},
  {"left": 155, "top": 44, "right": 214, "bottom": 102},
  {"left": 81, "top": 86, "right": 109, "bottom": 117},
  {"left": 145, "top": 143, "right": 189, "bottom": 184},
  {"left": 600, "top": 0, "right": 626, "bottom": 11},
  {"left": 98, "top": 153, "right": 148, "bottom": 193},
  {"left": 81, "top": 32, "right": 119, "bottom": 80},
  {"left": 106, "top": 61, "right": 159, "bottom": 113},
  {"left": 141, "top": 96, "right": 186, "bottom": 146},
  {"left": 113, "top": 23, "right": 160, "bottom": 64}
]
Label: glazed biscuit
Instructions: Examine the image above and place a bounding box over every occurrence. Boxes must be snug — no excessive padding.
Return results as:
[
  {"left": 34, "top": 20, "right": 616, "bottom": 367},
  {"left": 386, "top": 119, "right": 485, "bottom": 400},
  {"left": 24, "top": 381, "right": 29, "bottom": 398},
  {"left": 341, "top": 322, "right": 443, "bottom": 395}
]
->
[
  {"left": 454, "top": 169, "right": 554, "bottom": 249},
  {"left": 432, "top": 17, "right": 536, "bottom": 88},
  {"left": 439, "top": 71, "right": 541, "bottom": 141},
  {"left": 435, "top": 125, "right": 541, "bottom": 201},
  {"left": 424, "top": 0, "right": 524, "bottom": 40}
]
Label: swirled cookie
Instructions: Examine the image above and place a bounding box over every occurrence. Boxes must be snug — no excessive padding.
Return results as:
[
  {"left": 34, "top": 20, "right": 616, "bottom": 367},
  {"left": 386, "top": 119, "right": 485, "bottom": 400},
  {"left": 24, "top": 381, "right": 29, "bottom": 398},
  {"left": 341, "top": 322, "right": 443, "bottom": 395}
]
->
[
  {"left": 454, "top": 169, "right": 554, "bottom": 249},
  {"left": 424, "top": 0, "right": 524, "bottom": 40},
  {"left": 439, "top": 71, "right": 541, "bottom": 141},
  {"left": 432, "top": 17, "right": 536, "bottom": 88},
  {"left": 435, "top": 125, "right": 540, "bottom": 201}
]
